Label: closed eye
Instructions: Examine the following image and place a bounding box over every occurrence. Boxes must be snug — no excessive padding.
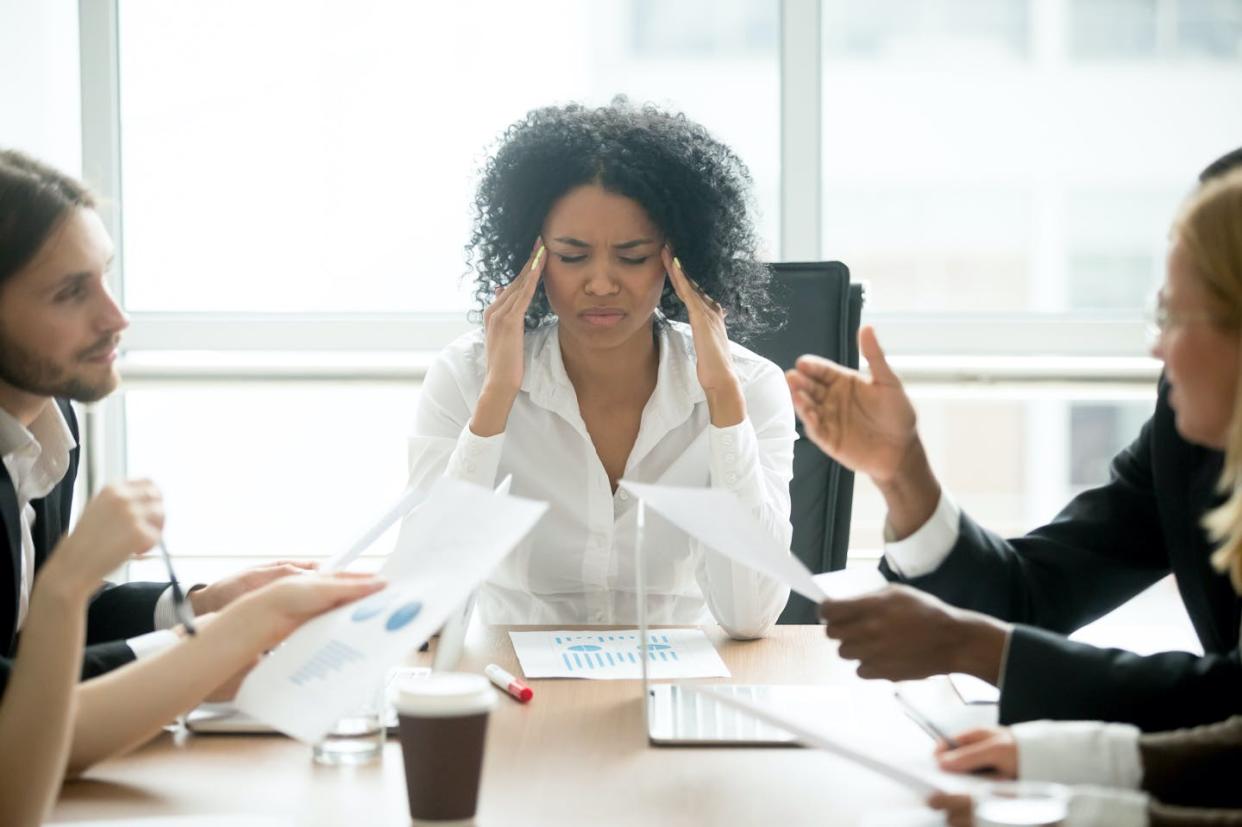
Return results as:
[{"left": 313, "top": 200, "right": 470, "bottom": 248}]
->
[
  {"left": 619, "top": 256, "right": 650, "bottom": 265},
  {"left": 54, "top": 284, "right": 88, "bottom": 303},
  {"left": 556, "top": 254, "right": 588, "bottom": 264}
]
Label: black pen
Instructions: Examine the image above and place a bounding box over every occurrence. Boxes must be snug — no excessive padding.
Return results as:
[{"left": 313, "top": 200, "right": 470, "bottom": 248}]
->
[
  {"left": 893, "top": 688, "right": 958, "bottom": 748},
  {"left": 157, "top": 538, "right": 197, "bottom": 636}
]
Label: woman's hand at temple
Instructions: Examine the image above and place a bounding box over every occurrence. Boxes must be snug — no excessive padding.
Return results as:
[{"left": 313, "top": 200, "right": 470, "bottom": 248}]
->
[
  {"left": 471, "top": 239, "right": 548, "bottom": 437},
  {"left": 663, "top": 246, "right": 745, "bottom": 427}
]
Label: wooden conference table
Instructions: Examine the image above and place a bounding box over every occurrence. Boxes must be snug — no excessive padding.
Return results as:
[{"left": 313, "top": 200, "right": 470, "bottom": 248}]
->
[{"left": 51, "top": 625, "right": 978, "bottom": 826}]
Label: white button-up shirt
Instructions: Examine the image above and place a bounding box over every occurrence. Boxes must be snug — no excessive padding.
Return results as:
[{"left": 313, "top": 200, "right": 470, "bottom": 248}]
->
[
  {"left": 0, "top": 402, "right": 181, "bottom": 656},
  {"left": 0, "top": 402, "right": 77, "bottom": 630},
  {"left": 408, "top": 320, "right": 795, "bottom": 639}
]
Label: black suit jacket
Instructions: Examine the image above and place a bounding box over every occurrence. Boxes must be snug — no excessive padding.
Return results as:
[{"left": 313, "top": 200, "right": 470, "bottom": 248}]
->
[
  {"left": 882, "top": 379, "right": 1242, "bottom": 731},
  {"left": 0, "top": 399, "right": 168, "bottom": 697}
]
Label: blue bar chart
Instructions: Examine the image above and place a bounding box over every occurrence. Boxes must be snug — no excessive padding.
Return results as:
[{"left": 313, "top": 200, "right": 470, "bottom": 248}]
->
[{"left": 509, "top": 629, "right": 730, "bottom": 680}]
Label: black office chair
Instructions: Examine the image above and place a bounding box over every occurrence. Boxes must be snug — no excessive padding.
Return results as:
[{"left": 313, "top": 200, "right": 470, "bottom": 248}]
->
[{"left": 740, "top": 262, "right": 864, "bottom": 624}]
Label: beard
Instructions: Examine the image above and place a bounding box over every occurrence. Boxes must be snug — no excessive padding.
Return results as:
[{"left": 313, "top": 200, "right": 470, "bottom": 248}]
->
[{"left": 0, "top": 323, "right": 118, "bottom": 403}]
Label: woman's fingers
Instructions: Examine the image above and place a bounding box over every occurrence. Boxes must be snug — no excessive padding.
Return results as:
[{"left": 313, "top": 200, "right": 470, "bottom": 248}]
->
[
  {"left": 663, "top": 247, "right": 702, "bottom": 308},
  {"left": 948, "top": 728, "right": 1000, "bottom": 746},
  {"left": 662, "top": 246, "right": 693, "bottom": 305},
  {"left": 486, "top": 238, "right": 545, "bottom": 321},
  {"left": 936, "top": 739, "right": 1012, "bottom": 777},
  {"left": 926, "top": 792, "right": 973, "bottom": 827}
]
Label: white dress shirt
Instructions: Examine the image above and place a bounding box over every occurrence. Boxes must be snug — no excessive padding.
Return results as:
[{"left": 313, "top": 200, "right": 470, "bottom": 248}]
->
[
  {"left": 0, "top": 401, "right": 180, "bottom": 657},
  {"left": 408, "top": 320, "right": 795, "bottom": 639},
  {"left": 882, "top": 490, "right": 963, "bottom": 580}
]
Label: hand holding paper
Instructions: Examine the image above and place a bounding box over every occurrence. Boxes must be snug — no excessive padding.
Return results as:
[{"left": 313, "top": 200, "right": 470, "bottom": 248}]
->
[{"left": 235, "top": 478, "right": 547, "bottom": 743}]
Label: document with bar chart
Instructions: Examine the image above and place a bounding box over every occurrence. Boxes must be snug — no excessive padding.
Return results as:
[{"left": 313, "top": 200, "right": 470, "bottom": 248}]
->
[{"left": 508, "top": 629, "right": 730, "bottom": 680}]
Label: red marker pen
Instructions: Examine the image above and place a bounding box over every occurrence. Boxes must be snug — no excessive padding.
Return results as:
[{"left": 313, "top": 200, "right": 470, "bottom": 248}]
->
[{"left": 485, "top": 663, "right": 533, "bottom": 703}]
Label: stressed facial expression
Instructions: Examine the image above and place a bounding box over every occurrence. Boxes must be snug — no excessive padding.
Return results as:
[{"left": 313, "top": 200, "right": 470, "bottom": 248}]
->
[
  {"left": 1150, "top": 237, "right": 1240, "bottom": 450},
  {"left": 540, "top": 184, "right": 666, "bottom": 349},
  {"left": 0, "top": 207, "right": 128, "bottom": 405}
]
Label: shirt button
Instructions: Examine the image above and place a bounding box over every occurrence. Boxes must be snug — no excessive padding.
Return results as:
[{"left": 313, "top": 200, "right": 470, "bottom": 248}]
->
[
  {"left": 618, "top": 490, "right": 629, "bottom": 501},
  {"left": 464, "top": 460, "right": 477, "bottom": 473},
  {"left": 724, "top": 452, "right": 736, "bottom": 463},
  {"left": 722, "top": 435, "right": 735, "bottom": 447},
  {"left": 727, "top": 472, "right": 738, "bottom": 484}
]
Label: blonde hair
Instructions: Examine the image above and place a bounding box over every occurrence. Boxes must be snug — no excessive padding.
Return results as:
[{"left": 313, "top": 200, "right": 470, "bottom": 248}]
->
[{"left": 1177, "top": 168, "right": 1242, "bottom": 592}]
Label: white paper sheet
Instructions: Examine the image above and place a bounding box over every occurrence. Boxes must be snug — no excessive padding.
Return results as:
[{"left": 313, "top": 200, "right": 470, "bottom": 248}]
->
[
  {"left": 813, "top": 566, "right": 888, "bottom": 600},
  {"left": 694, "top": 685, "right": 965, "bottom": 796},
  {"left": 618, "top": 481, "right": 827, "bottom": 603},
  {"left": 320, "top": 485, "right": 424, "bottom": 572},
  {"left": 509, "top": 628, "right": 731, "bottom": 680},
  {"left": 948, "top": 672, "right": 1001, "bottom": 704},
  {"left": 235, "top": 479, "right": 547, "bottom": 743}
]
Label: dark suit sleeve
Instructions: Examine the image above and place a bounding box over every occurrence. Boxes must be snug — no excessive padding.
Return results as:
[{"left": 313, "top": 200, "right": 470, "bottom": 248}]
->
[
  {"left": 1000, "top": 626, "right": 1242, "bottom": 730},
  {"left": 0, "top": 641, "right": 136, "bottom": 701},
  {"left": 880, "top": 413, "right": 1242, "bottom": 729},
  {"left": 85, "top": 582, "right": 168, "bottom": 644},
  {"left": 881, "top": 415, "right": 1170, "bottom": 630}
]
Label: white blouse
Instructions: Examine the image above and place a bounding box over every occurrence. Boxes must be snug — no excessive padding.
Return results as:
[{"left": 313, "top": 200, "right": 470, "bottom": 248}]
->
[{"left": 407, "top": 320, "right": 795, "bottom": 638}]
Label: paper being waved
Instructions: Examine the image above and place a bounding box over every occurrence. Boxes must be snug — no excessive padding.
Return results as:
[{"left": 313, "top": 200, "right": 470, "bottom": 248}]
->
[
  {"left": 234, "top": 478, "right": 547, "bottom": 743},
  {"left": 618, "top": 481, "right": 829, "bottom": 602},
  {"left": 693, "top": 685, "right": 972, "bottom": 797}
]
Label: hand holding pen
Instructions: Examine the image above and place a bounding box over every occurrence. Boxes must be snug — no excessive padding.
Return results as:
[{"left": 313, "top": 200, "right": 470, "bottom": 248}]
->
[{"left": 157, "top": 537, "right": 196, "bottom": 635}]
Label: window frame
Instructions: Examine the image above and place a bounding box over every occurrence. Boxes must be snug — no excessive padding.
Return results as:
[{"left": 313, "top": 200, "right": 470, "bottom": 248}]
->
[{"left": 79, "top": 0, "right": 1160, "bottom": 506}]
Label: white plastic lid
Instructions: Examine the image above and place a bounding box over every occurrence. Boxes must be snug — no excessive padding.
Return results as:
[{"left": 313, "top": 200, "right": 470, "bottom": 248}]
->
[{"left": 393, "top": 672, "right": 496, "bottom": 718}]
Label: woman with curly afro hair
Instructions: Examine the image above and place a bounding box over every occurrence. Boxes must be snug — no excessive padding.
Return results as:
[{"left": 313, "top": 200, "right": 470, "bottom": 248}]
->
[{"left": 408, "top": 100, "right": 794, "bottom": 638}]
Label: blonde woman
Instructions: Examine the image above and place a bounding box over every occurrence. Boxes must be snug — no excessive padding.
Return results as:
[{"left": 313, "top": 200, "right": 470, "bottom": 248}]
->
[{"left": 928, "top": 168, "right": 1242, "bottom": 825}]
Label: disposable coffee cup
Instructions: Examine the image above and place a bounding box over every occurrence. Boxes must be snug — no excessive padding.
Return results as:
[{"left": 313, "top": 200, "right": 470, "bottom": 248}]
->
[{"left": 395, "top": 671, "right": 497, "bottom": 823}]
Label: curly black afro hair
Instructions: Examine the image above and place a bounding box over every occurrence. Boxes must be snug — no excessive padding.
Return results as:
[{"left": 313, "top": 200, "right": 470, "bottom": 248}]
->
[{"left": 466, "top": 98, "right": 777, "bottom": 340}]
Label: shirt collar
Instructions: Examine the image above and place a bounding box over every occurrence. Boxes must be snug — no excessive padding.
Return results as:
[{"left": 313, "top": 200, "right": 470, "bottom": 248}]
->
[
  {"left": 518, "top": 319, "right": 707, "bottom": 436},
  {"left": 0, "top": 401, "right": 76, "bottom": 501}
]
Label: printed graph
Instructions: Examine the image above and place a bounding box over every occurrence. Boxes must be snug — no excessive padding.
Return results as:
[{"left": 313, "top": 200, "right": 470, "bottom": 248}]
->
[
  {"left": 553, "top": 633, "right": 680, "bottom": 673},
  {"left": 509, "top": 629, "right": 730, "bottom": 680}
]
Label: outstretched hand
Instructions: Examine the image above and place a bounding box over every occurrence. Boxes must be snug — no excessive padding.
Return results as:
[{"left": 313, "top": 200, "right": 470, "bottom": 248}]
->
[{"left": 786, "top": 326, "right": 916, "bottom": 484}]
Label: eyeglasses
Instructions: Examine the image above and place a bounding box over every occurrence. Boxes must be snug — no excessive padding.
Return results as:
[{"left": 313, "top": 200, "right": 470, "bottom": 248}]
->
[
  {"left": 157, "top": 538, "right": 197, "bottom": 636},
  {"left": 1146, "top": 293, "right": 1235, "bottom": 343}
]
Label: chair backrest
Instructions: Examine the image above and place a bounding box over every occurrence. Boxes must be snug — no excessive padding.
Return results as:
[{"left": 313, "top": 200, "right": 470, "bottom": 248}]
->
[{"left": 739, "top": 262, "right": 864, "bottom": 624}]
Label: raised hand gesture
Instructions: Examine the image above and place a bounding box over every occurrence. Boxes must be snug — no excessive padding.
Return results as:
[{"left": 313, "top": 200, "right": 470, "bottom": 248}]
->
[
  {"left": 785, "top": 326, "right": 916, "bottom": 485},
  {"left": 787, "top": 327, "right": 941, "bottom": 537}
]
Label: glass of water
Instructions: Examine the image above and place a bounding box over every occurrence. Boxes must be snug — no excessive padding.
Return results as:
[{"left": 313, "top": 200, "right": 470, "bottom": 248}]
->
[
  {"left": 312, "top": 684, "right": 387, "bottom": 766},
  {"left": 974, "top": 781, "right": 1070, "bottom": 827}
]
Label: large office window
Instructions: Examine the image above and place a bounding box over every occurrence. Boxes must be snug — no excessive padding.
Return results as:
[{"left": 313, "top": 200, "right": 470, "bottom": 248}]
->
[
  {"left": 821, "top": 0, "right": 1241, "bottom": 551},
  {"left": 117, "top": 0, "right": 780, "bottom": 313},
  {"left": 109, "top": 0, "right": 779, "bottom": 577},
  {"left": 83, "top": 0, "right": 1241, "bottom": 574}
]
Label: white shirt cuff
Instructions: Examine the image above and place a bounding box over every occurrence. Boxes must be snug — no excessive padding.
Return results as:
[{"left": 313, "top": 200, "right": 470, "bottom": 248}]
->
[
  {"left": 882, "top": 490, "right": 961, "bottom": 579},
  {"left": 125, "top": 628, "right": 180, "bottom": 660},
  {"left": 444, "top": 426, "right": 505, "bottom": 487},
  {"left": 153, "top": 585, "right": 179, "bottom": 630},
  {"left": 1013, "top": 719, "right": 1144, "bottom": 788},
  {"left": 708, "top": 419, "right": 764, "bottom": 509}
]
